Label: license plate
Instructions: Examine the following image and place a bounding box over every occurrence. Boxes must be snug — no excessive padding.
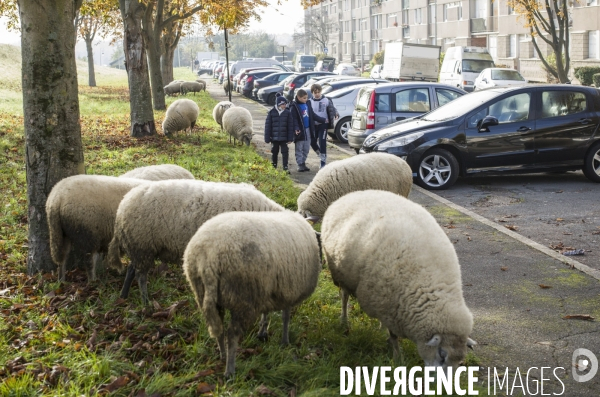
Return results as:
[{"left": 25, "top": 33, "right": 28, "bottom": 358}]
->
[{"left": 352, "top": 120, "right": 362, "bottom": 129}]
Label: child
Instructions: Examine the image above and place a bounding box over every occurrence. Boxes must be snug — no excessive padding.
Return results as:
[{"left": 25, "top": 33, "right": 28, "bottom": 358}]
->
[
  {"left": 289, "top": 89, "right": 325, "bottom": 172},
  {"left": 309, "top": 84, "right": 339, "bottom": 169},
  {"left": 264, "top": 95, "right": 294, "bottom": 173}
]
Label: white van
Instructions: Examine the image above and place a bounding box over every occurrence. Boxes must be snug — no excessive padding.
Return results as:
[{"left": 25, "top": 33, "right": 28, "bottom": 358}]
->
[
  {"left": 230, "top": 58, "right": 287, "bottom": 77},
  {"left": 439, "top": 46, "right": 495, "bottom": 92}
]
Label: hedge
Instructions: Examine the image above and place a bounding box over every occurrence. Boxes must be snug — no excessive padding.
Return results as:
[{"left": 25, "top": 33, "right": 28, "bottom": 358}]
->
[
  {"left": 593, "top": 73, "right": 600, "bottom": 88},
  {"left": 574, "top": 66, "right": 600, "bottom": 86}
]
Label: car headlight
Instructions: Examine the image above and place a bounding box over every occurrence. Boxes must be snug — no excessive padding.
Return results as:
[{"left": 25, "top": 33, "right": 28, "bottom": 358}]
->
[
  {"left": 375, "top": 132, "right": 424, "bottom": 150},
  {"left": 463, "top": 81, "right": 474, "bottom": 85}
]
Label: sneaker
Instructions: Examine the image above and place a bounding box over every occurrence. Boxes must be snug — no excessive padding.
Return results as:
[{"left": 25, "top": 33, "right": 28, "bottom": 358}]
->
[
  {"left": 320, "top": 161, "right": 326, "bottom": 169},
  {"left": 302, "top": 163, "right": 311, "bottom": 172},
  {"left": 272, "top": 163, "right": 277, "bottom": 169}
]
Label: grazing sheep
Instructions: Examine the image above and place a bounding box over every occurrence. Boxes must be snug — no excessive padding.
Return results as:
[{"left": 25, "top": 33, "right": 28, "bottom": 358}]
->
[
  {"left": 183, "top": 211, "right": 321, "bottom": 377},
  {"left": 196, "top": 79, "right": 207, "bottom": 88},
  {"left": 181, "top": 81, "right": 204, "bottom": 95},
  {"left": 297, "top": 153, "right": 413, "bottom": 221},
  {"left": 212, "top": 101, "right": 234, "bottom": 131},
  {"left": 119, "top": 164, "right": 194, "bottom": 181},
  {"left": 46, "top": 175, "right": 149, "bottom": 282},
  {"left": 321, "top": 190, "right": 476, "bottom": 369},
  {"left": 164, "top": 82, "right": 182, "bottom": 97},
  {"left": 107, "top": 180, "right": 283, "bottom": 305},
  {"left": 162, "top": 98, "right": 199, "bottom": 136},
  {"left": 223, "top": 79, "right": 232, "bottom": 94},
  {"left": 222, "top": 106, "right": 253, "bottom": 146}
]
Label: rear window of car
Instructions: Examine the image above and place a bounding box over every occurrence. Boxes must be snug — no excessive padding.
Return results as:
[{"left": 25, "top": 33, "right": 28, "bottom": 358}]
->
[
  {"left": 300, "top": 56, "right": 316, "bottom": 63},
  {"left": 491, "top": 70, "right": 525, "bottom": 81},
  {"left": 356, "top": 88, "right": 374, "bottom": 111}
]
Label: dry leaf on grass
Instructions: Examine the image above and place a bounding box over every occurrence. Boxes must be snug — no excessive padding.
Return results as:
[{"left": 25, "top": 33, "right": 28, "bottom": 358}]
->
[
  {"left": 256, "top": 385, "right": 277, "bottom": 396},
  {"left": 500, "top": 267, "right": 508, "bottom": 271},
  {"left": 538, "top": 284, "right": 552, "bottom": 289},
  {"left": 196, "top": 382, "right": 215, "bottom": 395},
  {"left": 98, "top": 375, "right": 129, "bottom": 393},
  {"left": 505, "top": 225, "right": 518, "bottom": 231},
  {"left": 563, "top": 314, "right": 595, "bottom": 321}
]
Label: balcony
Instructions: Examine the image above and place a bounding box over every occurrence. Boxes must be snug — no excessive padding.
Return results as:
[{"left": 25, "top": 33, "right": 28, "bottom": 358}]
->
[
  {"left": 470, "top": 18, "right": 486, "bottom": 33},
  {"left": 352, "top": 32, "right": 357, "bottom": 41},
  {"left": 371, "top": 29, "right": 380, "bottom": 39}
]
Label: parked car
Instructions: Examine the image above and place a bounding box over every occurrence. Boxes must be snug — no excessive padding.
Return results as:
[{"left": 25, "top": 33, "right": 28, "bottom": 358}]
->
[
  {"left": 295, "top": 55, "right": 317, "bottom": 72},
  {"left": 334, "top": 63, "right": 360, "bottom": 76},
  {"left": 325, "top": 83, "right": 376, "bottom": 143},
  {"left": 283, "top": 61, "right": 294, "bottom": 70},
  {"left": 347, "top": 83, "right": 465, "bottom": 153},
  {"left": 370, "top": 64, "right": 383, "bottom": 79},
  {"left": 282, "top": 71, "right": 335, "bottom": 101},
  {"left": 439, "top": 46, "right": 495, "bottom": 92},
  {"left": 257, "top": 74, "right": 298, "bottom": 105},
  {"left": 240, "top": 70, "right": 281, "bottom": 97},
  {"left": 361, "top": 85, "right": 600, "bottom": 190},
  {"left": 320, "top": 78, "right": 388, "bottom": 96},
  {"left": 234, "top": 67, "right": 279, "bottom": 92},
  {"left": 474, "top": 68, "right": 527, "bottom": 91},
  {"left": 315, "top": 57, "right": 336, "bottom": 72},
  {"left": 230, "top": 58, "right": 288, "bottom": 77},
  {"left": 252, "top": 72, "right": 294, "bottom": 99}
]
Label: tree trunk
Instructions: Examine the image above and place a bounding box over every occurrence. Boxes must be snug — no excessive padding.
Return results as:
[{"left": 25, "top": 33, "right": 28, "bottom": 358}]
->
[
  {"left": 160, "top": 21, "right": 180, "bottom": 87},
  {"left": 85, "top": 37, "right": 97, "bottom": 87},
  {"left": 17, "top": 0, "right": 86, "bottom": 275},
  {"left": 120, "top": 0, "right": 156, "bottom": 137},
  {"left": 146, "top": 39, "right": 166, "bottom": 110}
]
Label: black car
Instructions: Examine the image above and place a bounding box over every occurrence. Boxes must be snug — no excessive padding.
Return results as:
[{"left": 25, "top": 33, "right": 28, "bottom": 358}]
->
[
  {"left": 240, "top": 70, "right": 282, "bottom": 97},
  {"left": 258, "top": 74, "right": 298, "bottom": 105},
  {"left": 362, "top": 85, "right": 600, "bottom": 190},
  {"left": 283, "top": 72, "right": 336, "bottom": 101},
  {"left": 252, "top": 72, "right": 294, "bottom": 99}
]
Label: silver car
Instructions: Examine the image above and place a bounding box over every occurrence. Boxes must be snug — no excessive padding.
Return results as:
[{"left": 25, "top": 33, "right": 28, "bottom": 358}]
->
[
  {"left": 347, "top": 83, "right": 465, "bottom": 153},
  {"left": 326, "top": 84, "right": 378, "bottom": 143}
]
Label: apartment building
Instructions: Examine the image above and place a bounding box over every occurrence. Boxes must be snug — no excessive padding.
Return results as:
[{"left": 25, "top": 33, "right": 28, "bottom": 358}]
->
[{"left": 305, "top": 0, "right": 600, "bottom": 81}]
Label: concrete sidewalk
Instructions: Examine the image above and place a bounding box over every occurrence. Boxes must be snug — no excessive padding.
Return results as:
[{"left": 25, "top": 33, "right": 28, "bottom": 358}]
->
[{"left": 206, "top": 79, "right": 600, "bottom": 395}]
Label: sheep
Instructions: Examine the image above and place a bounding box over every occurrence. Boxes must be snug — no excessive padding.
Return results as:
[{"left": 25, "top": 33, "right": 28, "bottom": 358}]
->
[
  {"left": 162, "top": 98, "right": 199, "bottom": 136},
  {"left": 183, "top": 210, "right": 321, "bottom": 377},
  {"left": 107, "top": 180, "right": 283, "bottom": 305},
  {"left": 181, "top": 81, "right": 204, "bottom": 95},
  {"left": 212, "top": 101, "right": 234, "bottom": 132},
  {"left": 321, "top": 190, "right": 476, "bottom": 369},
  {"left": 221, "top": 106, "right": 253, "bottom": 146},
  {"left": 297, "top": 153, "right": 413, "bottom": 221},
  {"left": 46, "top": 175, "right": 150, "bottom": 283},
  {"left": 196, "top": 79, "right": 207, "bottom": 88},
  {"left": 119, "top": 164, "right": 194, "bottom": 181},
  {"left": 164, "top": 82, "right": 182, "bottom": 97},
  {"left": 223, "top": 79, "right": 233, "bottom": 94}
]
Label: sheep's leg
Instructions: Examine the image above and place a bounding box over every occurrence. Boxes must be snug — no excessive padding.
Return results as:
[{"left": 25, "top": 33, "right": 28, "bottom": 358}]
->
[
  {"left": 340, "top": 289, "right": 350, "bottom": 324},
  {"left": 257, "top": 313, "right": 269, "bottom": 341},
  {"left": 281, "top": 308, "right": 291, "bottom": 345},
  {"left": 120, "top": 264, "right": 136, "bottom": 299},
  {"left": 85, "top": 251, "right": 99, "bottom": 283},
  {"left": 137, "top": 270, "right": 149, "bottom": 306},
  {"left": 388, "top": 329, "right": 403, "bottom": 362},
  {"left": 225, "top": 313, "right": 244, "bottom": 378},
  {"left": 217, "top": 307, "right": 226, "bottom": 361}
]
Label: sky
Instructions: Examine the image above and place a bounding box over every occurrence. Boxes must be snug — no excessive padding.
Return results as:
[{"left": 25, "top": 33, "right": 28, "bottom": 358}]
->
[{"left": 0, "top": 1, "right": 306, "bottom": 46}]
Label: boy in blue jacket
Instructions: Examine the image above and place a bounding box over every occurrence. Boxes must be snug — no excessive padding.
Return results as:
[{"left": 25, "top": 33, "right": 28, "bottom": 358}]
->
[
  {"left": 264, "top": 96, "right": 294, "bottom": 173},
  {"left": 289, "top": 89, "right": 326, "bottom": 172}
]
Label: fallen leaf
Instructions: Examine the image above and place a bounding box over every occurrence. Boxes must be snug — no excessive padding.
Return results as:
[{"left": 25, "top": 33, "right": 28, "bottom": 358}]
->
[
  {"left": 193, "top": 369, "right": 215, "bottom": 379},
  {"left": 99, "top": 375, "right": 129, "bottom": 393},
  {"left": 563, "top": 314, "right": 595, "bottom": 321},
  {"left": 538, "top": 284, "right": 552, "bottom": 289},
  {"left": 256, "top": 384, "right": 277, "bottom": 396},
  {"left": 556, "top": 218, "right": 564, "bottom": 222},
  {"left": 555, "top": 190, "right": 563, "bottom": 193},
  {"left": 196, "top": 382, "right": 215, "bottom": 394},
  {"left": 500, "top": 267, "right": 508, "bottom": 271},
  {"left": 152, "top": 300, "right": 162, "bottom": 310},
  {"left": 505, "top": 225, "right": 518, "bottom": 231},
  {"left": 86, "top": 329, "right": 98, "bottom": 349}
]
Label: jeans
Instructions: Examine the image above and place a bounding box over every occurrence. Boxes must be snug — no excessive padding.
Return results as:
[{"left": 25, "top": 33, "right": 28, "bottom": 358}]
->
[
  {"left": 314, "top": 123, "right": 327, "bottom": 164},
  {"left": 295, "top": 128, "right": 311, "bottom": 165},
  {"left": 271, "top": 141, "right": 289, "bottom": 168}
]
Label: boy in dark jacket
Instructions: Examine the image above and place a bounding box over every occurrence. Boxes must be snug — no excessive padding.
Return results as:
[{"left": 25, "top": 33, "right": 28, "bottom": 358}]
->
[
  {"left": 264, "top": 95, "right": 294, "bottom": 173},
  {"left": 289, "top": 89, "right": 326, "bottom": 172}
]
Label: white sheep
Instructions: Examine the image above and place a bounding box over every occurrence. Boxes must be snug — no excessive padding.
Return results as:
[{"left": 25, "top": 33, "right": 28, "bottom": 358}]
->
[
  {"left": 321, "top": 190, "right": 476, "bottom": 369},
  {"left": 223, "top": 79, "right": 232, "bottom": 94},
  {"left": 46, "top": 175, "right": 149, "bottom": 282},
  {"left": 119, "top": 164, "right": 194, "bottom": 181},
  {"left": 107, "top": 180, "right": 283, "bottom": 305},
  {"left": 212, "top": 101, "right": 234, "bottom": 132},
  {"left": 196, "top": 79, "right": 207, "bottom": 88},
  {"left": 162, "top": 98, "right": 199, "bottom": 136},
  {"left": 297, "top": 153, "right": 413, "bottom": 221},
  {"left": 221, "top": 106, "right": 253, "bottom": 146},
  {"left": 183, "top": 211, "right": 321, "bottom": 377},
  {"left": 164, "top": 82, "right": 182, "bottom": 97},
  {"left": 181, "top": 81, "right": 204, "bottom": 95}
]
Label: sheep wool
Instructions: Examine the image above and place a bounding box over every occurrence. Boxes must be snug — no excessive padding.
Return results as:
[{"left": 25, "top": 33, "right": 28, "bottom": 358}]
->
[
  {"left": 162, "top": 98, "right": 199, "bottom": 136},
  {"left": 107, "top": 179, "right": 283, "bottom": 305},
  {"left": 183, "top": 211, "right": 321, "bottom": 377},
  {"left": 181, "top": 81, "right": 204, "bottom": 95},
  {"left": 46, "top": 175, "right": 149, "bottom": 282},
  {"left": 119, "top": 164, "right": 194, "bottom": 181},
  {"left": 223, "top": 79, "right": 232, "bottom": 94},
  {"left": 212, "top": 101, "right": 234, "bottom": 131},
  {"left": 221, "top": 106, "right": 253, "bottom": 146},
  {"left": 297, "top": 152, "right": 412, "bottom": 219},
  {"left": 163, "top": 82, "right": 182, "bottom": 96},
  {"left": 321, "top": 190, "right": 475, "bottom": 369}
]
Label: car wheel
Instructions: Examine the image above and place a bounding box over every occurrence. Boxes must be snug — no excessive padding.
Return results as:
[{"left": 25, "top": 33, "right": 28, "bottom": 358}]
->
[
  {"left": 416, "top": 148, "right": 459, "bottom": 190},
  {"left": 267, "top": 93, "right": 276, "bottom": 106},
  {"left": 582, "top": 142, "right": 600, "bottom": 182},
  {"left": 334, "top": 117, "right": 351, "bottom": 144}
]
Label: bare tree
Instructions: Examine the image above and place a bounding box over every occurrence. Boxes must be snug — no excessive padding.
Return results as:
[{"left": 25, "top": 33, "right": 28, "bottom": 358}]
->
[
  {"left": 293, "top": 9, "right": 337, "bottom": 53},
  {"left": 508, "top": 0, "right": 571, "bottom": 83}
]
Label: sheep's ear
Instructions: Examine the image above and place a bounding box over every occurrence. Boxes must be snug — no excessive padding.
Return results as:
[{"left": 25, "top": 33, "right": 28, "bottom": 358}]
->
[
  {"left": 466, "top": 338, "right": 477, "bottom": 350},
  {"left": 314, "top": 231, "right": 321, "bottom": 241},
  {"left": 426, "top": 335, "right": 442, "bottom": 347}
]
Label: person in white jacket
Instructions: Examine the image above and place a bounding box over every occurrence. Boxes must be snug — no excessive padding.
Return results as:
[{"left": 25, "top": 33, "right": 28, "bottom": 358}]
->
[{"left": 309, "top": 84, "right": 339, "bottom": 169}]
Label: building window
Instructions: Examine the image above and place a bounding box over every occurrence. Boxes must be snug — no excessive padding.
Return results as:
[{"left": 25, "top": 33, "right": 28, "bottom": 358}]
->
[
  {"left": 458, "top": 2, "right": 463, "bottom": 19},
  {"left": 403, "top": 0, "right": 410, "bottom": 9},
  {"left": 415, "top": 8, "right": 422, "bottom": 24},
  {"left": 403, "top": 9, "right": 409, "bottom": 26},
  {"left": 590, "top": 31, "right": 600, "bottom": 59},
  {"left": 429, "top": 4, "right": 436, "bottom": 24},
  {"left": 362, "top": 18, "right": 368, "bottom": 30},
  {"left": 474, "top": 0, "right": 486, "bottom": 18},
  {"left": 488, "top": 35, "right": 497, "bottom": 58},
  {"left": 510, "top": 34, "right": 517, "bottom": 57},
  {"left": 587, "top": 0, "right": 597, "bottom": 5},
  {"left": 508, "top": 4, "right": 514, "bottom": 14},
  {"left": 443, "top": 4, "right": 448, "bottom": 21}
]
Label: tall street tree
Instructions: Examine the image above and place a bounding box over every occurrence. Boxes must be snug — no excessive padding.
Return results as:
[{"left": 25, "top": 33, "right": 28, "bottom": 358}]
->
[
  {"left": 508, "top": 0, "right": 571, "bottom": 83},
  {"left": 292, "top": 8, "right": 337, "bottom": 54},
  {"left": 7, "top": 0, "right": 86, "bottom": 274}
]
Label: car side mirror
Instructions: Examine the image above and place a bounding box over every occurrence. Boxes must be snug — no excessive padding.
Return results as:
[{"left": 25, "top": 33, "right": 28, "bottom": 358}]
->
[
  {"left": 477, "top": 116, "right": 499, "bottom": 132},
  {"left": 482, "top": 78, "right": 488, "bottom": 83}
]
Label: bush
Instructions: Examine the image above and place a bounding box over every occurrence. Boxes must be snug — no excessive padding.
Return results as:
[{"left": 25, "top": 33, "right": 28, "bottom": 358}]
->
[
  {"left": 574, "top": 66, "right": 600, "bottom": 86},
  {"left": 593, "top": 73, "right": 600, "bottom": 88},
  {"left": 370, "top": 50, "right": 384, "bottom": 67}
]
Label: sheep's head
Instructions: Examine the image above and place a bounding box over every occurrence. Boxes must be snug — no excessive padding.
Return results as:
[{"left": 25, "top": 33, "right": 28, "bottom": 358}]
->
[{"left": 416, "top": 334, "right": 477, "bottom": 370}]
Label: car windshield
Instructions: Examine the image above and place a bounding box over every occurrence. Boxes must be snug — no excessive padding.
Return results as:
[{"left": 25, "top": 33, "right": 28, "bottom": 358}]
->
[
  {"left": 491, "top": 69, "right": 525, "bottom": 81},
  {"left": 462, "top": 60, "right": 495, "bottom": 73},
  {"left": 421, "top": 90, "right": 501, "bottom": 122},
  {"left": 300, "top": 56, "right": 316, "bottom": 64}
]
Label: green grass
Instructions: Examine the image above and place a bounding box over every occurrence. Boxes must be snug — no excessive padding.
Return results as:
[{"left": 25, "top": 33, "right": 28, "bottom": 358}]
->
[{"left": 0, "top": 44, "right": 486, "bottom": 396}]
